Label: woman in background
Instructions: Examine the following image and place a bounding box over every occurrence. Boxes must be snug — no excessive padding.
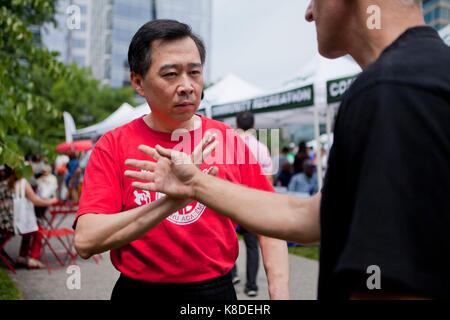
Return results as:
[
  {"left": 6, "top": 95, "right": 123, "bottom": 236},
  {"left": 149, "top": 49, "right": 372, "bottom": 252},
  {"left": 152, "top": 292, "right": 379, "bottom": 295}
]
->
[{"left": 5, "top": 166, "right": 58, "bottom": 269}]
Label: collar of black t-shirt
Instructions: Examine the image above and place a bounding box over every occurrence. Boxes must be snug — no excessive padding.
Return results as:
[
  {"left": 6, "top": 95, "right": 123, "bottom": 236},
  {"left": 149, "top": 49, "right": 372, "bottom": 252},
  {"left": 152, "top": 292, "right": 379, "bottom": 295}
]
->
[{"left": 381, "top": 25, "right": 440, "bottom": 56}]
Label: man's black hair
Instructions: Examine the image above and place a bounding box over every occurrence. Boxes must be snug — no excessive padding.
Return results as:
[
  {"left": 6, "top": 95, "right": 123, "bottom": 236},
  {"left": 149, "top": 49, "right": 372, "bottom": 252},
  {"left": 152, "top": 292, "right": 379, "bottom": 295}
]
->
[
  {"left": 128, "top": 19, "right": 206, "bottom": 77},
  {"left": 236, "top": 111, "right": 255, "bottom": 131}
]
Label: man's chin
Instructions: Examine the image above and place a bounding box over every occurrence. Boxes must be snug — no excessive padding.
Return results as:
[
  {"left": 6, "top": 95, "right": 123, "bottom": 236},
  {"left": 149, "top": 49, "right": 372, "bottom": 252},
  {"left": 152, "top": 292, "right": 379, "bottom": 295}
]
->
[
  {"left": 171, "top": 110, "right": 196, "bottom": 123},
  {"left": 318, "top": 45, "right": 346, "bottom": 60}
]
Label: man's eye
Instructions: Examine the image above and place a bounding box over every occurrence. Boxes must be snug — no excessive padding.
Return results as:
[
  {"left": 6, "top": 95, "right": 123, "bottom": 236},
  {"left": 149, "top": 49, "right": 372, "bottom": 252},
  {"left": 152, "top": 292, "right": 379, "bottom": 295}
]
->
[
  {"left": 164, "top": 72, "right": 177, "bottom": 77},
  {"left": 190, "top": 70, "right": 201, "bottom": 75}
]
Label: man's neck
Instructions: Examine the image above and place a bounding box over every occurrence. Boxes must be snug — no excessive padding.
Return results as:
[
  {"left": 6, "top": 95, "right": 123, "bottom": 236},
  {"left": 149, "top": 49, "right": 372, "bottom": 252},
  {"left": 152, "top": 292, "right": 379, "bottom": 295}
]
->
[
  {"left": 348, "top": 3, "right": 426, "bottom": 69},
  {"left": 144, "top": 114, "right": 201, "bottom": 133}
]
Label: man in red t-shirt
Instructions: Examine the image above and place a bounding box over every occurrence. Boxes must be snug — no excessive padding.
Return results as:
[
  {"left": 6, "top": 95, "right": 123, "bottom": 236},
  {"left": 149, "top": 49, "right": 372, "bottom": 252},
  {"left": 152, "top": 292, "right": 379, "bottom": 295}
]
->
[{"left": 73, "top": 19, "right": 289, "bottom": 300}]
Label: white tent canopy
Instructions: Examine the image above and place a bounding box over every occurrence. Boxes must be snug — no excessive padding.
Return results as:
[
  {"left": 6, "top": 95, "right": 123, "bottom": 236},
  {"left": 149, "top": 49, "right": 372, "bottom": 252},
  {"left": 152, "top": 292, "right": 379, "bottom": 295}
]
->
[
  {"left": 212, "top": 54, "right": 361, "bottom": 129},
  {"left": 73, "top": 102, "right": 151, "bottom": 140},
  {"left": 198, "top": 74, "right": 263, "bottom": 117}
]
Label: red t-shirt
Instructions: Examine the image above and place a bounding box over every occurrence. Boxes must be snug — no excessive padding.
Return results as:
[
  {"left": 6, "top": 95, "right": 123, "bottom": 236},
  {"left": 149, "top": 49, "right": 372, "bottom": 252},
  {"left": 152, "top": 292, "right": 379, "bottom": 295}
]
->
[{"left": 74, "top": 115, "right": 274, "bottom": 283}]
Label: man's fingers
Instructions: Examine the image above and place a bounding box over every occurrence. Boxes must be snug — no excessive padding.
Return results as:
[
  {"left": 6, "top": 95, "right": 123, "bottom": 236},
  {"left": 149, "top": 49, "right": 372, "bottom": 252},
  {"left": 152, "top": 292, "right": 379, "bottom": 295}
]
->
[
  {"left": 131, "top": 181, "right": 156, "bottom": 192},
  {"left": 155, "top": 144, "right": 176, "bottom": 159},
  {"left": 138, "top": 145, "right": 160, "bottom": 160},
  {"left": 192, "top": 133, "right": 217, "bottom": 166},
  {"left": 125, "top": 159, "right": 156, "bottom": 171},
  {"left": 124, "top": 170, "right": 155, "bottom": 182},
  {"left": 202, "top": 140, "right": 219, "bottom": 162},
  {"left": 192, "top": 132, "right": 211, "bottom": 160}
]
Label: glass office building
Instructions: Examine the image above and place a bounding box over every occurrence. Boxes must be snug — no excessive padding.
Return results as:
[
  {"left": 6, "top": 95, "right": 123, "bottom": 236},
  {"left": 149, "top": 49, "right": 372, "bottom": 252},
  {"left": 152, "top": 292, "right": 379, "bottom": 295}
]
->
[
  {"left": 423, "top": 0, "right": 450, "bottom": 30},
  {"left": 41, "top": 0, "right": 212, "bottom": 87}
]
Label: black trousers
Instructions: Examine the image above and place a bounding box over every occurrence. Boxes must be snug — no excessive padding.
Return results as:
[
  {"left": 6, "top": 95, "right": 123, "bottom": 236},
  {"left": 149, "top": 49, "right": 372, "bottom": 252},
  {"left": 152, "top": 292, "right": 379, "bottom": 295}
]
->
[
  {"left": 111, "top": 272, "right": 237, "bottom": 301},
  {"left": 231, "top": 228, "right": 259, "bottom": 291}
]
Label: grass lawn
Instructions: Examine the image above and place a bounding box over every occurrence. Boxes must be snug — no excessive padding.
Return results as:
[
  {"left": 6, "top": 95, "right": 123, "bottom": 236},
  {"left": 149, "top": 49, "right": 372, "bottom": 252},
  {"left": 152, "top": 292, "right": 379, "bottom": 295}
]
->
[
  {"left": 0, "top": 268, "right": 22, "bottom": 300},
  {"left": 237, "top": 234, "right": 319, "bottom": 261},
  {"left": 287, "top": 245, "right": 319, "bottom": 261}
]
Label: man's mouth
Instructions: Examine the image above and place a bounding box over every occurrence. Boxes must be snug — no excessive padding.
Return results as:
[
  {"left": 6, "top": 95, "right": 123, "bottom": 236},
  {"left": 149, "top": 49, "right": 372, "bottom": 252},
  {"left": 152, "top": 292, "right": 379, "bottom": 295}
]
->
[{"left": 175, "top": 102, "right": 194, "bottom": 107}]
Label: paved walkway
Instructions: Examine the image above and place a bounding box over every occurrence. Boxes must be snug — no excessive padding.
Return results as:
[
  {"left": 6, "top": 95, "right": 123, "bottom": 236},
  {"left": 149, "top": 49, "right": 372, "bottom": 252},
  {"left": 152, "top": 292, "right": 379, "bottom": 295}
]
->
[{"left": 3, "top": 217, "right": 318, "bottom": 300}]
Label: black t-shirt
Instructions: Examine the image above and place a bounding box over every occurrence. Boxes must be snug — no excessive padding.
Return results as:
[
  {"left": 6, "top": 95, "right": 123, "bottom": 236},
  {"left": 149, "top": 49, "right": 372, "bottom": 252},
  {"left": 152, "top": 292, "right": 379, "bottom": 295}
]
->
[{"left": 319, "top": 26, "right": 450, "bottom": 300}]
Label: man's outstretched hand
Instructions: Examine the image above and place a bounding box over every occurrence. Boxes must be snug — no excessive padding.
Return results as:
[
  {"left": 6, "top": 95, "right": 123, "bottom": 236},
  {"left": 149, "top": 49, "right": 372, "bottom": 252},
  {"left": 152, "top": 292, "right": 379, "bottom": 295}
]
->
[{"left": 124, "top": 132, "right": 218, "bottom": 199}]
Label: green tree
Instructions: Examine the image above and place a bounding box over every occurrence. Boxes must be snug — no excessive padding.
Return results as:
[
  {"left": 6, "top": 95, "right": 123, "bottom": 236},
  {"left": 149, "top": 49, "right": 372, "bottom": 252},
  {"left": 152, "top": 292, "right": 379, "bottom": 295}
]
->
[
  {"left": 26, "top": 63, "right": 136, "bottom": 161},
  {"left": 0, "top": 0, "right": 64, "bottom": 175},
  {"left": 0, "top": 0, "right": 136, "bottom": 171}
]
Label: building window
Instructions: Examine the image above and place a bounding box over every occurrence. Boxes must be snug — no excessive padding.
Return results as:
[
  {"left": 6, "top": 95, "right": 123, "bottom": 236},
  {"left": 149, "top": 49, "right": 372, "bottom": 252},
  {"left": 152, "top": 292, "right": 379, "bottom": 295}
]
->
[
  {"left": 72, "top": 38, "right": 86, "bottom": 48},
  {"left": 74, "top": 55, "right": 85, "bottom": 66},
  {"left": 79, "top": 5, "right": 87, "bottom": 15},
  {"left": 104, "top": 59, "right": 111, "bottom": 79}
]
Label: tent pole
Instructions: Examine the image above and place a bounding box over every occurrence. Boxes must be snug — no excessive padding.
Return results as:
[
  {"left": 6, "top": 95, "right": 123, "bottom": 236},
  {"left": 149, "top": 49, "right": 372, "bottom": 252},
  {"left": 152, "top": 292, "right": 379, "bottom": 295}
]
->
[{"left": 314, "top": 105, "right": 323, "bottom": 190}]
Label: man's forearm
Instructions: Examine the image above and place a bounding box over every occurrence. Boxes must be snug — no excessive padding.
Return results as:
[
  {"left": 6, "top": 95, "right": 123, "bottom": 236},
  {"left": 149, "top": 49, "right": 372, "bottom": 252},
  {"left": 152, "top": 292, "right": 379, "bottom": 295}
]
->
[
  {"left": 259, "top": 235, "right": 290, "bottom": 300},
  {"left": 192, "top": 173, "right": 321, "bottom": 244},
  {"left": 75, "top": 196, "right": 189, "bottom": 258}
]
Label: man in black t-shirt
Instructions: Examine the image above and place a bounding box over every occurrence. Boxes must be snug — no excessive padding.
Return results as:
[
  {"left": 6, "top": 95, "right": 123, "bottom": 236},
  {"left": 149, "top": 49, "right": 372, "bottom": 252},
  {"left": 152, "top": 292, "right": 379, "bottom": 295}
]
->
[{"left": 124, "top": 0, "right": 450, "bottom": 299}]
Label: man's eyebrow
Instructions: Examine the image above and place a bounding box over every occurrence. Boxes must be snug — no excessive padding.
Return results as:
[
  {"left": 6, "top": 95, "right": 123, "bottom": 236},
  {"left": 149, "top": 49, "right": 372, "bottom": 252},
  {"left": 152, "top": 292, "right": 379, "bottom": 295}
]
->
[
  {"left": 188, "top": 63, "right": 202, "bottom": 68},
  {"left": 159, "top": 63, "right": 202, "bottom": 73},
  {"left": 159, "top": 64, "right": 179, "bottom": 72}
]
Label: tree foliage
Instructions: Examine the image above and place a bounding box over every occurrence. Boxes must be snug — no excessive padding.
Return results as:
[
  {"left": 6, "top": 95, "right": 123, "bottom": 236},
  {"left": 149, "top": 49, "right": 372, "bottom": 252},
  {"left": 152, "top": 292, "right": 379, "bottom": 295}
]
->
[
  {"left": 0, "top": 0, "right": 136, "bottom": 175},
  {"left": 0, "top": 0, "right": 63, "bottom": 176}
]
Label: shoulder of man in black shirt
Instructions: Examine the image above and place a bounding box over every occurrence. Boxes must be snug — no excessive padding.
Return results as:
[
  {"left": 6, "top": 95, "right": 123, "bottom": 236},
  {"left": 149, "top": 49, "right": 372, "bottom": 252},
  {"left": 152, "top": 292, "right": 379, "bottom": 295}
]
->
[{"left": 319, "top": 26, "right": 450, "bottom": 300}]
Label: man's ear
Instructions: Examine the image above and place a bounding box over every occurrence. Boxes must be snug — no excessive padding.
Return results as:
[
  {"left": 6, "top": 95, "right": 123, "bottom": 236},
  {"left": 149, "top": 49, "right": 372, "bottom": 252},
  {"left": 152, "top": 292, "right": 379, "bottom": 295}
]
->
[{"left": 130, "top": 72, "right": 146, "bottom": 98}]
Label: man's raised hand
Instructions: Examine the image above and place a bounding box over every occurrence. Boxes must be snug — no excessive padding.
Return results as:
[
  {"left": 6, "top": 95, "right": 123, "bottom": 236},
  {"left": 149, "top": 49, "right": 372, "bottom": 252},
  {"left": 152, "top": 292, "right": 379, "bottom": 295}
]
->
[{"left": 124, "top": 132, "right": 218, "bottom": 199}]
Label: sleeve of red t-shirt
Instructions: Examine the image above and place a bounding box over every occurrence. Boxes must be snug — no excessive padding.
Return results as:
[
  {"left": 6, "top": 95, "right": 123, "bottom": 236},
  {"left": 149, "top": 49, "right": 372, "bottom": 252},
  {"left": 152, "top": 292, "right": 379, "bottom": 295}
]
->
[{"left": 72, "top": 135, "right": 123, "bottom": 229}]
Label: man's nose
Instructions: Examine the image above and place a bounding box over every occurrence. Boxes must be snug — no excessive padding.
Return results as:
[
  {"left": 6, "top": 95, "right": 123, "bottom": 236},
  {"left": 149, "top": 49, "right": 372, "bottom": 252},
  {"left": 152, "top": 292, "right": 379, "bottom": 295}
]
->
[
  {"left": 305, "top": 1, "right": 314, "bottom": 22},
  {"left": 177, "top": 74, "right": 194, "bottom": 95}
]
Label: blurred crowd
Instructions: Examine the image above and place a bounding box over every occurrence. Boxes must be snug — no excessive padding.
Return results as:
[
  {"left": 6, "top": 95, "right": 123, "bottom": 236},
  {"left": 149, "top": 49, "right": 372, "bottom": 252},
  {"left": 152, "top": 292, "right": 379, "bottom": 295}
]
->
[
  {"left": 272, "top": 141, "right": 327, "bottom": 196},
  {"left": 24, "top": 150, "right": 91, "bottom": 202}
]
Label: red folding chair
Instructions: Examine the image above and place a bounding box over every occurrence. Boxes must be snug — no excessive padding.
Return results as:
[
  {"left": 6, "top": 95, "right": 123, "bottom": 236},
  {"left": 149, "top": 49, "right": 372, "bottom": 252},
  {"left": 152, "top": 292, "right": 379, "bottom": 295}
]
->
[
  {"left": 38, "top": 228, "right": 78, "bottom": 274},
  {"left": 0, "top": 232, "right": 16, "bottom": 274},
  {"left": 38, "top": 201, "right": 102, "bottom": 274}
]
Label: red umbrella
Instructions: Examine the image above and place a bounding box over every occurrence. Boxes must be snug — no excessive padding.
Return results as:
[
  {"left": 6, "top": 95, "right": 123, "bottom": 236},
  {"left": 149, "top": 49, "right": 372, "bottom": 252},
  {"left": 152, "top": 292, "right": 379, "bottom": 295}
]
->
[{"left": 56, "top": 140, "right": 93, "bottom": 153}]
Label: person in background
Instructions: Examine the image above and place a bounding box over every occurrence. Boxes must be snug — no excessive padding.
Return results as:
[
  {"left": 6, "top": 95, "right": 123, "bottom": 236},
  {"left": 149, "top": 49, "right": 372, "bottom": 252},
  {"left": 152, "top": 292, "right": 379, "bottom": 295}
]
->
[
  {"left": 288, "top": 159, "right": 319, "bottom": 195},
  {"left": 66, "top": 152, "right": 80, "bottom": 201},
  {"left": 37, "top": 165, "right": 58, "bottom": 200},
  {"left": 274, "top": 162, "right": 293, "bottom": 188},
  {"left": 78, "top": 135, "right": 102, "bottom": 200},
  {"left": 35, "top": 164, "right": 58, "bottom": 218},
  {"left": 274, "top": 147, "right": 290, "bottom": 179},
  {"left": 54, "top": 153, "right": 69, "bottom": 200},
  {"left": 286, "top": 143, "right": 295, "bottom": 164},
  {"left": 31, "top": 154, "right": 45, "bottom": 179},
  {"left": 0, "top": 166, "right": 14, "bottom": 238},
  {"left": 4, "top": 166, "right": 58, "bottom": 269},
  {"left": 231, "top": 111, "right": 274, "bottom": 297},
  {"left": 306, "top": 146, "right": 314, "bottom": 162},
  {"left": 293, "top": 141, "right": 309, "bottom": 174}
]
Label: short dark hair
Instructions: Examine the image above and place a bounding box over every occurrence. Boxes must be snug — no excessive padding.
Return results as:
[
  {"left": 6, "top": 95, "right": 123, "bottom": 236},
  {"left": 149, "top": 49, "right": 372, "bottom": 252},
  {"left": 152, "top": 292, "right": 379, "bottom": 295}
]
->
[
  {"left": 236, "top": 111, "right": 255, "bottom": 131},
  {"left": 128, "top": 19, "right": 206, "bottom": 77}
]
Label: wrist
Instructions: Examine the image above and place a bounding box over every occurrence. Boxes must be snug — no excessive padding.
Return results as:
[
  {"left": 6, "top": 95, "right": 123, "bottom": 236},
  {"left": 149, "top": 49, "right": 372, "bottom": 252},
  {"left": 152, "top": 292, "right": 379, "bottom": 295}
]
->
[{"left": 189, "top": 169, "right": 205, "bottom": 200}]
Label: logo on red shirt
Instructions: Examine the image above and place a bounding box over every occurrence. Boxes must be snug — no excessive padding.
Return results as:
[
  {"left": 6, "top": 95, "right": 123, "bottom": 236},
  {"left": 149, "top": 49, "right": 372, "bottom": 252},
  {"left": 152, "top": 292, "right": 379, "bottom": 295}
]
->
[{"left": 155, "top": 192, "right": 206, "bottom": 225}]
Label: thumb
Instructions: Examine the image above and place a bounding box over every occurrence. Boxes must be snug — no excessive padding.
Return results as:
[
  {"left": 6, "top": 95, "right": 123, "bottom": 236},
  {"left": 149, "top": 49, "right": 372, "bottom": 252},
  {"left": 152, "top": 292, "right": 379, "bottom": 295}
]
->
[{"left": 207, "top": 166, "right": 219, "bottom": 177}]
